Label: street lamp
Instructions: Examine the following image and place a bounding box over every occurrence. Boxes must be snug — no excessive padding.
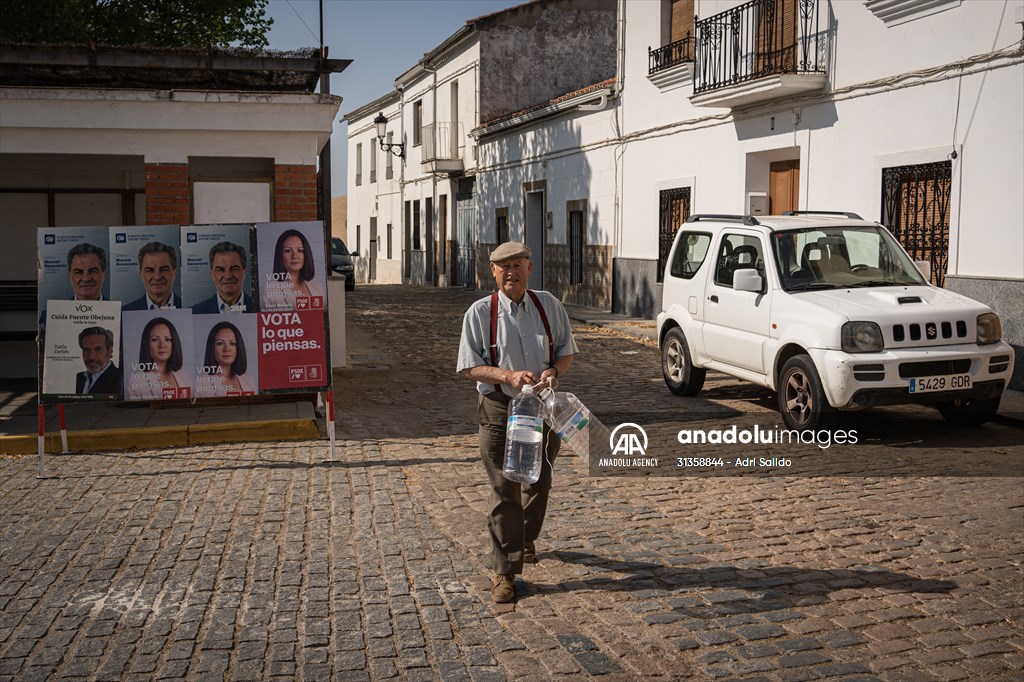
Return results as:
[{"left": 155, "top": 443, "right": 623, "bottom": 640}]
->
[{"left": 373, "top": 112, "right": 405, "bottom": 159}]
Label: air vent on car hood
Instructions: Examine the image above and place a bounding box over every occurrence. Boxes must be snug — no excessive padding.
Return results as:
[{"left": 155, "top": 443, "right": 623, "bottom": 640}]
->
[{"left": 897, "top": 296, "right": 923, "bottom": 304}]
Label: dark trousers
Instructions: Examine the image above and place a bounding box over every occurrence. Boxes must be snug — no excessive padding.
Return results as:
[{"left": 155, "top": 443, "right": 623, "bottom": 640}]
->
[{"left": 478, "top": 392, "right": 560, "bottom": 575}]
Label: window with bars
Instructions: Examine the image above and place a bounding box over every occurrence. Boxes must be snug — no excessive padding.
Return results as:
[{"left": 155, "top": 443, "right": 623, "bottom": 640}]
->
[
  {"left": 387, "top": 223, "right": 393, "bottom": 259},
  {"left": 881, "top": 161, "right": 952, "bottom": 287},
  {"left": 658, "top": 186, "right": 691, "bottom": 282},
  {"left": 385, "top": 133, "right": 394, "bottom": 180},
  {"left": 567, "top": 200, "right": 586, "bottom": 285}
]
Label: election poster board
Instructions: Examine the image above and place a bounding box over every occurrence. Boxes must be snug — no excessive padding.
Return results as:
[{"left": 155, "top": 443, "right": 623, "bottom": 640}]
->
[
  {"left": 180, "top": 224, "right": 255, "bottom": 312},
  {"left": 37, "top": 222, "right": 331, "bottom": 404},
  {"left": 41, "top": 300, "right": 122, "bottom": 402}
]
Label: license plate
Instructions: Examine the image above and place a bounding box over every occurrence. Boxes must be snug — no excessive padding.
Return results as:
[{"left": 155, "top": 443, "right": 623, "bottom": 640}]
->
[{"left": 908, "top": 374, "right": 972, "bottom": 393}]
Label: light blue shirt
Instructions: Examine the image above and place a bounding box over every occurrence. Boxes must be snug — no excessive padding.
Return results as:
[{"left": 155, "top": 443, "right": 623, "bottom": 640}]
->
[{"left": 457, "top": 289, "right": 578, "bottom": 397}]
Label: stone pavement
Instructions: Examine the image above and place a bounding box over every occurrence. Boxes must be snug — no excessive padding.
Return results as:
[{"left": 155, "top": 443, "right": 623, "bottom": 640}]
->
[{"left": 1, "top": 283, "right": 1022, "bottom": 681}]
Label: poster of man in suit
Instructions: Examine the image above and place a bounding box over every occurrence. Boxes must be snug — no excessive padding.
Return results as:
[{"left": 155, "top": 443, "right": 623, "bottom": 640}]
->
[{"left": 40, "top": 299, "right": 122, "bottom": 402}]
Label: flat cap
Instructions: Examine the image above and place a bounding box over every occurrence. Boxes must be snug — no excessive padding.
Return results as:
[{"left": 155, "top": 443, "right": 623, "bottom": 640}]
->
[{"left": 490, "top": 241, "right": 532, "bottom": 262}]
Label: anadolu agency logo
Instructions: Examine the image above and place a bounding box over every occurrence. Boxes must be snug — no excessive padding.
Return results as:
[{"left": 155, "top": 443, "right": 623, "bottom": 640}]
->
[{"left": 610, "top": 423, "right": 648, "bottom": 456}]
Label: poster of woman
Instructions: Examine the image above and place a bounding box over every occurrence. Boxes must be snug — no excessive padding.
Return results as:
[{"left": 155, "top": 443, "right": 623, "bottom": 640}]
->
[
  {"left": 122, "top": 309, "right": 194, "bottom": 400},
  {"left": 192, "top": 315, "right": 259, "bottom": 397},
  {"left": 256, "top": 222, "right": 326, "bottom": 312}
]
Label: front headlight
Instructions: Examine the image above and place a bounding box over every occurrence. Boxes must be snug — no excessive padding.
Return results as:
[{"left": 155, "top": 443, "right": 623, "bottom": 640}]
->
[
  {"left": 977, "top": 313, "right": 1002, "bottom": 345},
  {"left": 841, "top": 321, "right": 884, "bottom": 352}
]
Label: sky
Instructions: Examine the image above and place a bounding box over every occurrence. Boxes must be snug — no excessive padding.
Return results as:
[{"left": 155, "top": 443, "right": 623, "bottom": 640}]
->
[{"left": 265, "top": 0, "right": 524, "bottom": 196}]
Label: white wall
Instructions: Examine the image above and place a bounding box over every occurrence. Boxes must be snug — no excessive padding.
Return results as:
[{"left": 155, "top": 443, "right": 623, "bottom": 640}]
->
[{"left": 617, "top": 0, "right": 1024, "bottom": 281}]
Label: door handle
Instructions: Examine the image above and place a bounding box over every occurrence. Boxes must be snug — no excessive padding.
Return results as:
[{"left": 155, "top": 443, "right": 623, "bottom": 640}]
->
[{"left": 708, "top": 295, "right": 719, "bottom": 303}]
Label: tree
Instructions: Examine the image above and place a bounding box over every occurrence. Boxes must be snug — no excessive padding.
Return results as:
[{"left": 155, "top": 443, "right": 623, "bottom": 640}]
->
[{"left": 0, "top": 0, "right": 273, "bottom": 49}]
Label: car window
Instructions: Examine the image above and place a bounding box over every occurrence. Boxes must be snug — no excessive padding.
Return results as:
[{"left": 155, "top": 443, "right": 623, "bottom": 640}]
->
[
  {"left": 332, "top": 239, "right": 349, "bottom": 255},
  {"left": 772, "top": 226, "right": 925, "bottom": 290},
  {"left": 669, "top": 232, "right": 711, "bottom": 279},
  {"left": 713, "top": 233, "right": 764, "bottom": 288}
]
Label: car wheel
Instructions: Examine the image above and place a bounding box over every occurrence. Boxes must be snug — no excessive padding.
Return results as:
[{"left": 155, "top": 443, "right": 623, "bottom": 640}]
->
[
  {"left": 777, "top": 355, "right": 836, "bottom": 430},
  {"left": 662, "top": 327, "right": 706, "bottom": 396},
  {"left": 936, "top": 396, "right": 1000, "bottom": 426}
]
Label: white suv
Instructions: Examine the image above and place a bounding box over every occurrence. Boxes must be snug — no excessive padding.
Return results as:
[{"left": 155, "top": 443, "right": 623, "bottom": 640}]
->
[{"left": 657, "top": 212, "right": 1013, "bottom": 430}]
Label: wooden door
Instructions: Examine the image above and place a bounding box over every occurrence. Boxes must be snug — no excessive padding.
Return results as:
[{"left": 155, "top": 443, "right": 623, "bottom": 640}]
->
[{"left": 769, "top": 160, "right": 800, "bottom": 215}]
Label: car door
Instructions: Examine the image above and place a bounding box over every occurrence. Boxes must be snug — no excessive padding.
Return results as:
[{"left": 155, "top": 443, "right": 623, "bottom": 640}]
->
[{"left": 702, "top": 231, "right": 772, "bottom": 373}]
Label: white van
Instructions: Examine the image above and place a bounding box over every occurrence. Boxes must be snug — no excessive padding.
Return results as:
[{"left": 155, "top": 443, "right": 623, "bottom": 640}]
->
[{"left": 657, "top": 212, "right": 1013, "bottom": 430}]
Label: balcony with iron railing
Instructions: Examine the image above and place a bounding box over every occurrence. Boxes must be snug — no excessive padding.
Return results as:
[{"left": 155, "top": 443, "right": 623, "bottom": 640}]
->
[
  {"left": 690, "top": 0, "right": 831, "bottom": 109},
  {"left": 421, "top": 122, "right": 465, "bottom": 175},
  {"left": 648, "top": 33, "right": 694, "bottom": 88}
]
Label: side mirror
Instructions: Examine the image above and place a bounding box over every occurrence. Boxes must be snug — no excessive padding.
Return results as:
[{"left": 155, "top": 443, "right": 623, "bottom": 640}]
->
[
  {"left": 914, "top": 260, "right": 931, "bottom": 282},
  {"left": 733, "top": 268, "right": 763, "bottom": 293}
]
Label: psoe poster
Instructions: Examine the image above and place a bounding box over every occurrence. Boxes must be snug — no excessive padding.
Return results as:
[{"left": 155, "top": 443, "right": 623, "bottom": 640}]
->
[
  {"left": 255, "top": 222, "right": 327, "bottom": 312},
  {"left": 192, "top": 314, "right": 259, "bottom": 398},
  {"left": 257, "top": 310, "right": 329, "bottom": 392},
  {"left": 122, "top": 309, "right": 195, "bottom": 401},
  {"left": 41, "top": 300, "right": 123, "bottom": 403}
]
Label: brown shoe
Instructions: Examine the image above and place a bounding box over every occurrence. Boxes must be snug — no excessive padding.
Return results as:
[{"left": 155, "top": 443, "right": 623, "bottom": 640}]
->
[
  {"left": 523, "top": 541, "right": 537, "bottom": 564},
  {"left": 491, "top": 574, "right": 515, "bottom": 603}
]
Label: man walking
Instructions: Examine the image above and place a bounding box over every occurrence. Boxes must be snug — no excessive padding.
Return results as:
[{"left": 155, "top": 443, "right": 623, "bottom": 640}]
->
[{"left": 457, "top": 241, "right": 577, "bottom": 603}]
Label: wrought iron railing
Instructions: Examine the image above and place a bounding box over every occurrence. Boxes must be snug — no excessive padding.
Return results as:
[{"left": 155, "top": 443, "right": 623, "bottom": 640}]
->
[
  {"left": 881, "top": 161, "right": 952, "bottom": 287},
  {"left": 693, "top": 0, "right": 828, "bottom": 94},
  {"left": 649, "top": 34, "right": 693, "bottom": 75}
]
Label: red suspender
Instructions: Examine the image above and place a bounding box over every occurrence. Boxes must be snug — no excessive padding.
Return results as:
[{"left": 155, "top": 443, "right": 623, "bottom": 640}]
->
[
  {"left": 526, "top": 290, "right": 556, "bottom": 367},
  {"left": 489, "top": 293, "right": 501, "bottom": 393},
  {"left": 488, "top": 290, "right": 555, "bottom": 394}
]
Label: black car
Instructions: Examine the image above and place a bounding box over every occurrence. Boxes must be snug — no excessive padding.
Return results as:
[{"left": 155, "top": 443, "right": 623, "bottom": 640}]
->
[{"left": 331, "top": 237, "right": 355, "bottom": 291}]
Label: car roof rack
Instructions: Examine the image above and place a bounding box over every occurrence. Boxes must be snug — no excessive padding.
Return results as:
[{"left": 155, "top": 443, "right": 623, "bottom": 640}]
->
[
  {"left": 782, "top": 210, "right": 863, "bottom": 220},
  {"left": 686, "top": 214, "right": 760, "bottom": 226}
]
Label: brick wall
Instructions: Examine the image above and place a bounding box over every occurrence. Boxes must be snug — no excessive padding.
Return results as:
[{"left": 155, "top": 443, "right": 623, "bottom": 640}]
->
[
  {"left": 144, "top": 163, "right": 190, "bottom": 225},
  {"left": 274, "top": 164, "right": 318, "bottom": 222}
]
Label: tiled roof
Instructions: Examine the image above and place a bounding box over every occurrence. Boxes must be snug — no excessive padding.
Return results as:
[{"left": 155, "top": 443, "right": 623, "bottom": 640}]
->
[{"left": 479, "top": 77, "right": 615, "bottom": 128}]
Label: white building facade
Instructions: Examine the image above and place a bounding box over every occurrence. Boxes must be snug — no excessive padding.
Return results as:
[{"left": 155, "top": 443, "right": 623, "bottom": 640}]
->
[
  {"left": 617, "top": 0, "right": 1024, "bottom": 387},
  {"left": 345, "top": 0, "right": 1023, "bottom": 388},
  {"left": 344, "top": 0, "right": 618, "bottom": 297}
]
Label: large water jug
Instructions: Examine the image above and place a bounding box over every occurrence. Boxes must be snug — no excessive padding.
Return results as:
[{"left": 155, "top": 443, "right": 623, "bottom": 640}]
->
[
  {"left": 538, "top": 386, "right": 611, "bottom": 465},
  {"left": 503, "top": 384, "right": 545, "bottom": 484}
]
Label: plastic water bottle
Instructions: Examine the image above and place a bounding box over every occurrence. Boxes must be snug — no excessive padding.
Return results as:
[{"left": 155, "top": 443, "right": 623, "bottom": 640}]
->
[
  {"left": 538, "top": 386, "right": 611, "bottom": 465},
  {"left": 503, "top": 384, "right": 545, "bottom": 484}
]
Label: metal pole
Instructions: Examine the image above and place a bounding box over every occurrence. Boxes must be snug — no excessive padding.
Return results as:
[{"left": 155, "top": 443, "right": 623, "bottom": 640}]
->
[
  {"left": 37, "top": 404, "right": 46, "bottom": 478},
  {"left": 58, "top": 403, "right": 68, "bottom": 453}
]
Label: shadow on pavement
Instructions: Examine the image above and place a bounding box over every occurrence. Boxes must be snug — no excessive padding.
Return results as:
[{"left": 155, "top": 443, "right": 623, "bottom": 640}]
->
[{"left": 544, "top": 550, "right": 957, "bottom": 615}]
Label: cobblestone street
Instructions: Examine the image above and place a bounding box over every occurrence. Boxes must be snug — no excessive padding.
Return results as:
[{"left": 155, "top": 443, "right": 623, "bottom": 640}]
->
[{"left": 1, "top": 284, "right": 1022, "bottom": 680}]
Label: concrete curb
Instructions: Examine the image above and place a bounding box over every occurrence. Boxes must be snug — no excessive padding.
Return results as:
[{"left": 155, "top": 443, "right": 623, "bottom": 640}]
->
[{"left": 0, "top": 417, "right": 319, "bottom": 456}]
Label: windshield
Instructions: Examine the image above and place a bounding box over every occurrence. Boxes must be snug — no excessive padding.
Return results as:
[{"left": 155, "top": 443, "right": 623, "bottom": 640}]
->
[
  {"left": 332, "top": 238, "right": 349, "bottom": 256},
  {"left": 771, "top": 226, "right": 927, "bottom": 291}
]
